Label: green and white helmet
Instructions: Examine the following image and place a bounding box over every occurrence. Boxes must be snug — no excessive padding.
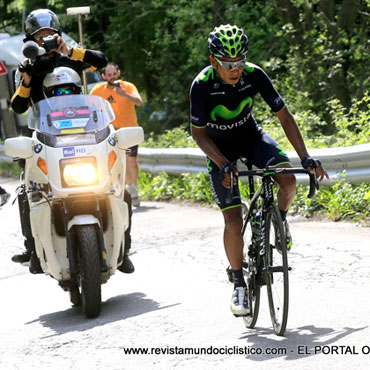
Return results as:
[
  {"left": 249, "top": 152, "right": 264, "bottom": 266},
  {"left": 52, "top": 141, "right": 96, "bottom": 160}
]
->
[{"left": 208, "top": 24, "right": 248, "bottom": 58}]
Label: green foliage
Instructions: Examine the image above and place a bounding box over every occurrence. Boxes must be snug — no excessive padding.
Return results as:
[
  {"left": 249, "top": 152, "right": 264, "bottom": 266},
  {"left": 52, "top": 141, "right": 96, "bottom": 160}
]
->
[
  {"left": 4, "top": 0, "right": 370, "bottom": 137},
  {"left": 139, "top": 169, "right": 214, "bottom": 203},
  {"left": 138, "top": 168, "right": 370, "bottom": 225},
  {"left": 0, "top": 161, "right": 21, "bottom": 177},
  {"left": 291, "top": 177, "right": 370, "bottom": 225},
  {"left": 143, "top": 127, "right": 196, "bottom": 148},
  {"left": 328, "top": 94, "right": 370, "bottom": 146}
]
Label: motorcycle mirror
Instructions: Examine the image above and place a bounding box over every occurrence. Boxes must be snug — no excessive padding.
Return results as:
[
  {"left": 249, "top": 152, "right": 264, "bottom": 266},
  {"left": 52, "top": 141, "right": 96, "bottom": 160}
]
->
[
  {"left": 115, "top": 127, "right": 144, "bottom": 150},
  {"left": 4, "top": 137, "right": 34, "bottom": 159}
]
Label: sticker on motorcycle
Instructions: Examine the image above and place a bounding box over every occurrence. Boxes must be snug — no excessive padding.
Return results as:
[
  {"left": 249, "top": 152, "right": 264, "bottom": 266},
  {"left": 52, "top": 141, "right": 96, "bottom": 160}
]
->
[
  {"left": 63, "top": 147, "right": 75, "bottom": 157},
  {"left": 63, "top": 147, "right": 88, "bottom": 157},
  {"left": 50, "top": 106, "right": 90, "bottom": 131}
]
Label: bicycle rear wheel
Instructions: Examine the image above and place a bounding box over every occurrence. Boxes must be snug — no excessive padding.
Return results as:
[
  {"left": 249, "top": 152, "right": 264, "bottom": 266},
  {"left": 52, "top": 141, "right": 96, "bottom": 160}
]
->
[
  {"left": 265, "top": 203, "right": 289, "bottom": 336},
  {"left": 241, "top": 203, "right": 261, "bottom": 328}
]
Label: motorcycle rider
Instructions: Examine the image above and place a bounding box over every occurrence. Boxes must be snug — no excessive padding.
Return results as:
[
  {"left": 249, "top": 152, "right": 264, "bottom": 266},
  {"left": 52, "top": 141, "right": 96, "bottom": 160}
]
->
[{"left": 10, "top": 10, "right": 133, "bottom": 274}]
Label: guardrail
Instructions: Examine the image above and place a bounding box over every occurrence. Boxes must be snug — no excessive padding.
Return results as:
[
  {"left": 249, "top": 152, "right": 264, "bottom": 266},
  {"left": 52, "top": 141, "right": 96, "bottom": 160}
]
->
[
  {"left": 138, "top": 144, "right": 370, "bottom": 185},
  {"left": 1, "top": 143, "right": 370, "bottom": 185}
]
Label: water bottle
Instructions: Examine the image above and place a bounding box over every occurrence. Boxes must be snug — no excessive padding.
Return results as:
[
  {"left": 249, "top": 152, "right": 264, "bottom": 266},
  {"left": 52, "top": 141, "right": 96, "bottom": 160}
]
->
[{"left": 252, "top": 211, "right": 262, "bottom": 243}]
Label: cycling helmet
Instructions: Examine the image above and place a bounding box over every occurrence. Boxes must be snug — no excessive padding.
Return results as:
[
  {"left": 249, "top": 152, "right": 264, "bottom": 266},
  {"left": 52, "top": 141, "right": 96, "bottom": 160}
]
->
[
  {"left": 208, "top": 24, "right": 248, "bottom": 58},
  {"left": 24, "top": 9, "right": 61, "bottom": 39},
  {"left": 42, "top": 67, "right": 82, "bottom": 98}
]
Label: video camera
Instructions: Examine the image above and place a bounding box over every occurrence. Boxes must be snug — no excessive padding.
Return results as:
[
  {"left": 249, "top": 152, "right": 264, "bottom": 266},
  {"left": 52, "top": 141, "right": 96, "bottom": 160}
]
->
[
  {"left": 42, "top": 36, "right": 59, "bottom": 52},
  {"left": 18, "top": 40, "right": 56, "bottom": 76}
]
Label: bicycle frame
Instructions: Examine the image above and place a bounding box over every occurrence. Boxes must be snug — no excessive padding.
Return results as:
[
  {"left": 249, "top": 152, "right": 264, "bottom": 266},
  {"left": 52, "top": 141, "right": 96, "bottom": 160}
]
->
[{"left": 236, "top": 160, "right": 318, "bottom": 336}]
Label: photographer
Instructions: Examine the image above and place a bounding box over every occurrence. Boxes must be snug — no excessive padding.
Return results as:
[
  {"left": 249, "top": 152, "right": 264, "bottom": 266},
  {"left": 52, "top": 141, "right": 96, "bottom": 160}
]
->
[
  {"left": 10, "top": 9, "right": 108, "bottom": 272},
  {"left": 11, "top": 8, "right": 108, "bottom": 114},
  {"left": 90, "top": 63, "right": 143, "bottom": 207}
]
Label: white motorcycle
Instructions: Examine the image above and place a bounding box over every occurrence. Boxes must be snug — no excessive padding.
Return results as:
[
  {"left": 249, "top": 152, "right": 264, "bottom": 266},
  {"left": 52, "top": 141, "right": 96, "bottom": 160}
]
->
[{"left": 5, "top": 94, "right": 143, "bottom": 318}]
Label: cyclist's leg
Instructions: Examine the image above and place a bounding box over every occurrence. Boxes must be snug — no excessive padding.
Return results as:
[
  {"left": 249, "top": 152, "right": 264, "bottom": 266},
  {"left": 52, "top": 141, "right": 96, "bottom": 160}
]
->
[
  {"left": 249, "top": 130, "right": 296, "bottom": 212},
  {"left": 207, "top": 157, "right": 249, "bottom": 315},
  {"left": 207, "top": 157, "right": 244, "bottom": 269},
  {"left": 222, "top": 207, "right": 244, "bottom": 270},
  {"left": 249, "top": 130, "right": 295, "bottom": 248}
]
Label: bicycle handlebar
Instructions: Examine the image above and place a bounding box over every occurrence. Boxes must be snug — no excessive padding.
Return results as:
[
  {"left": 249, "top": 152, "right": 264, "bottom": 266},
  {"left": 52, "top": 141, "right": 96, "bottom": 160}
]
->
[{"left": 225, "top": 166, "right": 319, "bottom": 204}]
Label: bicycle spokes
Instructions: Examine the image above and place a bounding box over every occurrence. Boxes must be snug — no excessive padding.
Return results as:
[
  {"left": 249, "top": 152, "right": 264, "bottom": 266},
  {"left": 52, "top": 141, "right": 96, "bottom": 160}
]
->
[{"left": 265, "top": 204, "right": 289, "bottom": 336}]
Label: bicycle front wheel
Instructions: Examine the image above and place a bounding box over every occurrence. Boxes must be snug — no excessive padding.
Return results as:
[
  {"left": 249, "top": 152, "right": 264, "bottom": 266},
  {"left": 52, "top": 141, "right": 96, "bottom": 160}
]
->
[
  {"left": 241, "top": 203, "right": 261, "bottom": 329},
  {"left": 265, "top": 203, "right": 289, "bottom": 336}
]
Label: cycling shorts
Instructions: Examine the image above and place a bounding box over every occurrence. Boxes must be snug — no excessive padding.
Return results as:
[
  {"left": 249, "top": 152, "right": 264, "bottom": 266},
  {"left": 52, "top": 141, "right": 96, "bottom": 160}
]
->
[{"left": 207, "top": 131, "right": 290, "bottom": 211}]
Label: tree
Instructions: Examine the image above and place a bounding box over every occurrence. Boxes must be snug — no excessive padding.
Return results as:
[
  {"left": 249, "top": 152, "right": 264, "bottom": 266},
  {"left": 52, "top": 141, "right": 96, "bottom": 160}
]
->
[{"left": 275, "top": 0, "right": 370, "bottom": 126}]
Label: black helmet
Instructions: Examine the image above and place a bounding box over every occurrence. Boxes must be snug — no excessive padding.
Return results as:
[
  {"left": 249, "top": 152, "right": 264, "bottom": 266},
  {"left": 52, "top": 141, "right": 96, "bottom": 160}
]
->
[
  {"left": 24, "top": 9, "right": 61, "bottom": 39},
  {"left": 208, "top": 24, "right": 248, "bottom": 58}
]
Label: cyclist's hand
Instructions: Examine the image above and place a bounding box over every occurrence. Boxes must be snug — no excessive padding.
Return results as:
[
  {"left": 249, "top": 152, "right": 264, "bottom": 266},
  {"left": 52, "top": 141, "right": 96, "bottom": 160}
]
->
[
  {"left": 301, "top": 157, "right": 329, "bottom": 182},
  {"left": 219, "top": 162, "right": 238, "bottom": 189}
]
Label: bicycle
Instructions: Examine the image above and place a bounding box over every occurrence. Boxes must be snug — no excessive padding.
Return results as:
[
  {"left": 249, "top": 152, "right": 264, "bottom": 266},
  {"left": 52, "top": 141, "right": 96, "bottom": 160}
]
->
[{"left": 226, "top": 158, "right": 319, "bottom": 336}]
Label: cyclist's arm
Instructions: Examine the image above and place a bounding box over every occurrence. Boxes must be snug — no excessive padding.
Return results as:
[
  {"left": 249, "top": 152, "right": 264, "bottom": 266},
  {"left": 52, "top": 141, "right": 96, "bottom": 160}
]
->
[
  {"left": 276, "top": 106, "right": 329, "bottom": 181},
  {"left": 191, "top": 126, "right": 228, "bottom": 169},
  {"left": 276, "top": 106, "right": 309, "bottom": 160}
]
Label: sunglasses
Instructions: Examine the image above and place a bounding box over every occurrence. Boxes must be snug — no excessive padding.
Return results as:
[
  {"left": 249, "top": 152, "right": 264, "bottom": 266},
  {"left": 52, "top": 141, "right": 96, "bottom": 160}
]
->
[
  {"left": 53, "top": 88, "right": 74, "bottom": 96},
  {"left": 34, "top": 32, "right": 55, "bottom": 42},
  {"left": 215, "top": 56, "right": 246, "bottom": 70}
]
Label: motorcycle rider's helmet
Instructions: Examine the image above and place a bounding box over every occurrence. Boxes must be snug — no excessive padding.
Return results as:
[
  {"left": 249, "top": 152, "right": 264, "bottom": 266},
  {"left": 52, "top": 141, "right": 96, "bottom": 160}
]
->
[
  {"left": 42, "top": 67, "right": 82, "bottom": 98},
  {"left": 24, "top": 9, "right": 61, "bottom": 41},
  {"left": 207, "top": 24, "right": 248, "bottom": 58}
]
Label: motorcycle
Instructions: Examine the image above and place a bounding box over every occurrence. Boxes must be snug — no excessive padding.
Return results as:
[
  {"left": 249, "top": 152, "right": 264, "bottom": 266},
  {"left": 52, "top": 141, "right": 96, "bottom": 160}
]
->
[{"left": 5, "top": 94, "right": 144, "bottom": 318}]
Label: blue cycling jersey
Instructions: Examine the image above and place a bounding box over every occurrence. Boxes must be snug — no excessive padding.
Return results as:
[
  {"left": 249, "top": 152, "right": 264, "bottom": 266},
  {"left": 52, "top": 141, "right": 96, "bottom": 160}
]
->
[
  {"left": 190, "top": 63, "right": 285, "bottom": 156},
  {"left": 189, "top": 62, "right": 289, "bottom": 210}
]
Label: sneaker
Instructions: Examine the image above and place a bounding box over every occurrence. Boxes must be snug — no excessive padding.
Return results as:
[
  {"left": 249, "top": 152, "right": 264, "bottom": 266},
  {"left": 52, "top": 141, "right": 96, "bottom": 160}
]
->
[
  {"left": 283, "top": 219, "right": 292, "bottom": 251},
  {"left": 230, "top": 286, "right": 250, "bottom": 316},
  {"left": 128, "top": 183, "right": 140, "bottom": 207},
  {"left": 11, "top": 250, "right": 32, "bottom": 263},
  {"left": 0, "top": 191, "right": 10, "bottom": 207},
  {"left": 118, "top": 254, "right": 135, "bottom": 273}
]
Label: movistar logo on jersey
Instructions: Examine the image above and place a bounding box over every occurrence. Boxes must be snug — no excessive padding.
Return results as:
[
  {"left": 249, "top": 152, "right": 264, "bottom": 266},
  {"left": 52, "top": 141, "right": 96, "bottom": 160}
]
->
[
  {"left": 196, "top": 68, "right": 214, "bottom": 83},
  {"left": 243, "top": 63, "right": 255, "bottom": 74},
  {"left": 276, "top": 145, "right": 288, "bottom": 157},
  {"left": 210, "top": 97, "right": 252, "bottom": 121}
]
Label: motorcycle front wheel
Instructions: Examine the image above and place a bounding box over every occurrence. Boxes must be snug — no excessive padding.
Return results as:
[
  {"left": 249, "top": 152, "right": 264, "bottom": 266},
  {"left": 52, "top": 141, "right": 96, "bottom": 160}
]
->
[{"left": 77, "top": 225, "right": 101, "bottom": 318}]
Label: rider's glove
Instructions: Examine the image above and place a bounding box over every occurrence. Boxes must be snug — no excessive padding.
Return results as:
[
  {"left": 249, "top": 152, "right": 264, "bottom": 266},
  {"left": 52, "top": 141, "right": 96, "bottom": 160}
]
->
[
  {"left": 301, "top": 156, "right": 323, "bottom": 170},
  {"left": 219, "top": 162, "right": 237, "bottom": 183}
]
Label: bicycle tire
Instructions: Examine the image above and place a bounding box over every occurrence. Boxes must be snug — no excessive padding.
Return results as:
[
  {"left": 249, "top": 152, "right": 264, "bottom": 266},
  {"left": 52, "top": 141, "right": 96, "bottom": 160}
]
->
[
  {"left": 265, "top": 203, "right": 289, "bottom": 336},
  {"left": 241, "top": 203, "right": 261, "bottom": 329}
]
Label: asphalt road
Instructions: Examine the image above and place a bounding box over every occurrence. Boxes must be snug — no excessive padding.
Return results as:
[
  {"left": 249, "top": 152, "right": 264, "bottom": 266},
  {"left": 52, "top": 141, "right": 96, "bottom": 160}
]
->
[{"left": 1, "top": 177, "right": 370, "bottom": 370}]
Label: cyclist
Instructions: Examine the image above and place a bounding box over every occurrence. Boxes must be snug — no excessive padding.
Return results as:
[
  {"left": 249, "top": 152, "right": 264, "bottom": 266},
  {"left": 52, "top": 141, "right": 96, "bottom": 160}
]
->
[{"left": 190, "top": 24, "right": 328, "bottom": 317}]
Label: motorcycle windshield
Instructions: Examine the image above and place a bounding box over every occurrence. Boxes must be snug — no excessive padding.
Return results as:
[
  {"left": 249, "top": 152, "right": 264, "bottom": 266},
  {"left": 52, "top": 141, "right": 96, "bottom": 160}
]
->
[{"left": 28, "top": 95, "right": 115, "bottom": 147}]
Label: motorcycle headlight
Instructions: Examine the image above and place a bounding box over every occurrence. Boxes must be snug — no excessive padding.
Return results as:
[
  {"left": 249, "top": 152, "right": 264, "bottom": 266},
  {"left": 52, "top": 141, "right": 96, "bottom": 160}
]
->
[{"left": 60, "top": 157, "right": 98, "bottom": 187}]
